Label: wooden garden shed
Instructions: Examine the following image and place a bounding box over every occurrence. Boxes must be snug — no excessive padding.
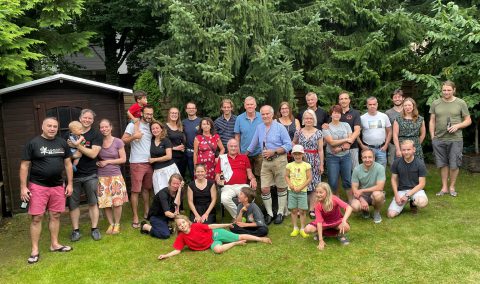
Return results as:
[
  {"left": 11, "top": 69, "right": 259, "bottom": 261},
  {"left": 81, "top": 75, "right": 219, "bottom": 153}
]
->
[{"left": 0, "top": 74, "right": 133, "bottom": 217}]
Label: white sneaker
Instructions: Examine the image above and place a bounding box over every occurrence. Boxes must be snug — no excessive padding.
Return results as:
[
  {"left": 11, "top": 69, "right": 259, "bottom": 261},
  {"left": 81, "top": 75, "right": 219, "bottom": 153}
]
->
[{"left": 373, "top": 211, "right": 382, "bottom": 224}]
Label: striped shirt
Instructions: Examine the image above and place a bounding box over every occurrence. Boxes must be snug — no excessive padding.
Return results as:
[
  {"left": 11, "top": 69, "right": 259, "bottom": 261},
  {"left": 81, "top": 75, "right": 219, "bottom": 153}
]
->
[{"left": 215, "top": 114, "right": 237, "bottom": 148}]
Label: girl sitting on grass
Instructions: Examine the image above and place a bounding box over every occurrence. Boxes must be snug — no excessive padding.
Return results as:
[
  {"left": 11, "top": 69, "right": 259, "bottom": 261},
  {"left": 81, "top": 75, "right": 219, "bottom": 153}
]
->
[
  {"left": 158, "top": 215, "right": 272, "bottom": 260},
  {"left": 304, "top": 182, "right": 352, "bottom": 250}
]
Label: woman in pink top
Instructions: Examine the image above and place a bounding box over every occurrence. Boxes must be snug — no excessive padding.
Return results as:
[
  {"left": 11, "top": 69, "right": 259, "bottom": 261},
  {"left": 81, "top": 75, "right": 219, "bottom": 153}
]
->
[{"left": 304, "top": 182, "right": 352, "bottom": 250}]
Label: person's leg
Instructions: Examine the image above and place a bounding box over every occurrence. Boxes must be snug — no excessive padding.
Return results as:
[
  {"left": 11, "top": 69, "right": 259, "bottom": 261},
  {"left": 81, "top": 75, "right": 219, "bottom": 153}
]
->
[
  {"left": 104, "top": 208, "right": 113, "bottom": 225},
  {"left": 290, "top": 208, "right": 298, "bottom": 228},
  {"left": 326, "top": 154, "right": 340, "bottom": 195},
  {"left": 299, "top": 210, "right": 307, "bottom": 230},
  {"left": 387, "top": 193, "right": 405, "bottom": 218},
  {"left": 412, "top": 190, "right": 429, "bottom": 209},
  {"left": 261, "top": 161, "right": 274, "bottom": 219},
  {"left": 130, "top": 192, "right": 140, "bottom": 225},
  {"left": 372, "top": 191, "right": 385, "bottom": 213},
  {"left": 113, "top": 205, "right": 123, "bottom": 224},
  {"left": 221, "top": 185, "right": 242, "bottom": 219},
  {"left": 30, "top": 214, "right": 44, "bottom": 256},
  {"left": 238, "top": 234, "right": 272, "bottom": 244},
  {"left": 374, "top": 148, "right": 387, "bottom": 168},
  {"left": 130, "top": 163, "right": 142, "bottom": 225},
  {"left": 448, "top": 141, "right": 463, "bottom": 193},
  {"left": 212, "top": 241, "right": 247, "bottom": 254},
  {"left": 303, "top": 223, "right": 317, "bottom": 234},
  {"left": 449, "top": 168, "right": 459, "bottom": 192},
  {"left": 274, "top": 156, "right": 288, "bottom": 217},
  {"left": 48, "top": 211, "right": 62, "bottom": 249},
  {"left": 69, "top": 178, "right": 82, "bottom": 230},
  {"left": 340, "top": 154, "right": 352, "bottom": 193},
  {"left": 432, "top": 140, "right": 449, "bottom": 193},
  {"left": 84, "top": 175, "right": 100, "bottom": 229},
  {"left": 350, "top": 199, "right": 362, "bottom": 213},
  {"left": 440, "top": 166, "right": 449, "bottom": 193},
  {"left": 147, "top": 216, "right": 171, "bottom": 239},
  {"left": 142, "top": 164, "right": 154, "bottom": 218},
  {"left": 142, "top": 188, "right": 150, "bottom": 219},
  {"left": 350, "top": 148, "right": 359, "bottom": 169}
]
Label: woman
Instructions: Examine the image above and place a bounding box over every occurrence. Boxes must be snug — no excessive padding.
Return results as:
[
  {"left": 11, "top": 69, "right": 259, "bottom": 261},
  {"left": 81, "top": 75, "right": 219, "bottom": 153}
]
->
[
  {"left": 96, "top": 119, "right": 128, "bottom": 235},
  {"left": 193, "top": 117, "right": 225, "bottom": 180},
  {"left": 187, "top": 164, "right": 217, "bottom": 224},
  {"left": 150, "top": 121, "right": 180, "bottom": 194},
  {"left": 323, "top": 105, "right": 354, "bottom": 197},
  {"left": 393, "top": 97, "right": 426, "bottom": 160},
  {"left": 276, "top": 101, "right": 301, "bottom": 141},
  {"left": 165, "top": 107, "right": 187, "bottom": 177},
  {"left": 293, "top": 109, "right": 324, "bottom": 218}
]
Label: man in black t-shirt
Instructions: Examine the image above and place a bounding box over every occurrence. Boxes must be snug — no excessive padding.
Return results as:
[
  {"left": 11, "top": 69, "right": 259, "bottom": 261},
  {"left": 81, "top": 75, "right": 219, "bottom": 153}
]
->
[
  {"left": 20, "top": 117, "right": 73, "bottom": 264},
  {"left": 140, "top": 174, "right": 183, "bottom": 239},
  {"left": 67, "top": 109, "right": 103, "bottom": 242},
  {"left": 297, "top": 92, "right": 330, "bottom": 129},
  {"left": 388, "top": 140, "right": 428, "bottom": 218}
]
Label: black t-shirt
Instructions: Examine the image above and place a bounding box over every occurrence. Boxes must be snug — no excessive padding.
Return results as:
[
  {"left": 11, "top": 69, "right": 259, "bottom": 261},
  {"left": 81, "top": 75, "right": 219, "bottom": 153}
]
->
[
  {"left": 391, "top": 157, "right": 427, "bottom": 191},
  {"left": 22, "top": 136, "right": 71, "bottom": 187},
  {"left": 166, "top": 126, "right": 185, "bottom": 159},
  {"left": 66, "top": 127, "right": 102, "bottom": 178},
  {"left": 298, "top": 107, "right": 330, "bottom": 129},
  {"left": 147, "top": 188, "right": 176, "bottom": 220},
  {"left": 150, "top": 138, "right": 174, "bottom": 170},
  {"left": 340, "top": 108, "right": 361, "bottom": 149}
]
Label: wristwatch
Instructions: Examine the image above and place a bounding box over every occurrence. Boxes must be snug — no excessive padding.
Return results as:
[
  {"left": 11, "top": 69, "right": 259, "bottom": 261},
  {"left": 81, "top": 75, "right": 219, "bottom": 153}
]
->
[{"left": 405, "top": 194, "right": 411, "bottom": 200}]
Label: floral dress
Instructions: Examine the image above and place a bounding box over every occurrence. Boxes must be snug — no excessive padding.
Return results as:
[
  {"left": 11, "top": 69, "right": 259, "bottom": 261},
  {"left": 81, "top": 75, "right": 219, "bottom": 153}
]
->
[
  {"left": 196, "top": 134, "right": 220, "bottom": 180},
  {"left": 294, "top": 129, "right": 323, "bottom": 192},
  {"left": 396, "top": 116, "right": 424, "bottom": 159}
]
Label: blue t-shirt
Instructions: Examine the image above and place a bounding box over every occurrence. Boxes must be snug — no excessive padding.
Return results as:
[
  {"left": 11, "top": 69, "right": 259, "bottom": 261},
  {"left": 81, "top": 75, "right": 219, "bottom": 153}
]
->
[
  {"left": 182, "top": 117, "right": 201, "bottom": 149},
  {"left": 234, "top": 111, "right": 262, "bottom": 156}
]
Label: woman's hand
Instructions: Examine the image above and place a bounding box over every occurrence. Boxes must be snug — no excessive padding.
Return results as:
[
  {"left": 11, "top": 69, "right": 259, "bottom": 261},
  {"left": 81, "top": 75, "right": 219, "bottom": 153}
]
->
[
  {"left": 317, "top": 239, "right": 326, "bottom": 251},
  {"left": 201, "top": 213, "right": 209, "bottom": 223},
  {"left": 96, "top": 160, "right": 109, "bottom": 168}
]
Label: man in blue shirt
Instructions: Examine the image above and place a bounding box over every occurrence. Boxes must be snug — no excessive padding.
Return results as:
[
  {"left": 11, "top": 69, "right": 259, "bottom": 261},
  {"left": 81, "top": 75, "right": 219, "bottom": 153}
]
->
[
  {"left": 234, "top": 96, "right": 263, "bottom": 183},
  {"left": 182, "top": 102, "right": 201, "bottom": 180},
  {"left": 247, "top": 105, "right": 292, "bottom": 225}
]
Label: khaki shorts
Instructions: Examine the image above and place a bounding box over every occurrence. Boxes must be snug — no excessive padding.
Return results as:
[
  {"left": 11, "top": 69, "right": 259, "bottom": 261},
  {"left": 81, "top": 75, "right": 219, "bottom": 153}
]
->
[
  {"left": 248, "top": 154, "right": 263, "bottom": 177},
  {"left": 261, "top": 154, "right": 288, "bottom": 188}
]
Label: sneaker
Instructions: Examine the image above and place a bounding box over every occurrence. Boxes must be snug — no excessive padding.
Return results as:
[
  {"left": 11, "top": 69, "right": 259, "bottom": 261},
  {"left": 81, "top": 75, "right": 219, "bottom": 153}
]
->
[
  {"left": 290, "top": 229, "right": 300, "bottom": 237},
  {"left": 362, "top": 210, "right": 370, "bottom": 219},
  {"left": 70, "top": 230, "right": 81, "bottom": 242},
  {"left": 273, "top": 214, "right": 284, "bottom": 225},
  {"left": 373, "top": 211, "right": 382, "bottom": 224},
  {"left": 337, "top": 234, "right": 350, "bottom": 245},
  {"left": 91, "top": 228, "right": 102, "bottom": 241},
  {"left": 313, "top": 234, "right": 319, "bottom": 241},
  {"left": 299, "top": 229, "right": 309, "bottom": 238}
]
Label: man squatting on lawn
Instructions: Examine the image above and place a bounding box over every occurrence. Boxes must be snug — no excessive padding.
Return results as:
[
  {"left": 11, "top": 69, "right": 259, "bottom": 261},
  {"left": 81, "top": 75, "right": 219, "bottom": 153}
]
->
[{"left": 20, "top": 117, "right": 74, "bottom": 264}]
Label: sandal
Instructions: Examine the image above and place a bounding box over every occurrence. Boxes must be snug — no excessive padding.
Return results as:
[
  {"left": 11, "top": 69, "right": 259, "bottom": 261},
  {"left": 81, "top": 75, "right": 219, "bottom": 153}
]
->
[
  {"left": 112, "top": 224, "right": 120, "bottom": 235},
  {"left": 449, "top": 191, "right": 458, "bottom": 197},
  {"left": 50, "top": 245, "right": 73, "bottom": 252},
  {"left": 436, "top": 190, "right": 448, "bottom": 196},
  {"left": 131, "top": 222, "right": 141, "bottom": 229},
  {"left": 27, "top": 254, "right": 40, "bottom": 264},
  {"left": 337, "top": 234, "right": 350, "bottom": 246},
  {"left": 106, "top": 224, "right": 114, "bottom": 235}
]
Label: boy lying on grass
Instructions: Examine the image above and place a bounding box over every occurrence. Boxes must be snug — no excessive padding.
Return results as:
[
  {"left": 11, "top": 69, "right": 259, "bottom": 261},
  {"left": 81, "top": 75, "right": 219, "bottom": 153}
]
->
[{"left": 158, "top": 215, "right": 272, "bottom": 260}]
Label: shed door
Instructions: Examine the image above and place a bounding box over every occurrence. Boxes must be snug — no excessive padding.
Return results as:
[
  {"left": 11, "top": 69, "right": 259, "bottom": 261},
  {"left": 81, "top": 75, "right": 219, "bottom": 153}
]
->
[{"left": 36, "top": 100, "right": 89, "bottom": 137}]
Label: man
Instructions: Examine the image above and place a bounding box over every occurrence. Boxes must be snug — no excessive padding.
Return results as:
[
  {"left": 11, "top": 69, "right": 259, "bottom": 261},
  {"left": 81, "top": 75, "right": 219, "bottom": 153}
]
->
[
  {"left": 20, "top": 118, "right": 74, "bottom": 264},
  {"left": 122, "top": 105, "right": 154, "bottom": 229},
  {"left": 338, "top": 91, "right": 362, "bottom": 168},
  {"left": 214, "top": 99, "right": 237, "bottom": 149},
  {"left": 246, "top": 105, "right": 292, "bottom": 225},
  {"left": 234, "top": 96, "right": 263, "bottom": 183},
  {"left": 215, "top": 139, "right": 257, "bottom": 219},
  {"left": 358, "top": 97, "right": 392, "bottom": 167},
  {"left": 182, "top": 101, "right": 202, "bottom": 180},
  {"left": 140, "top": 174, "right": 183, "bottom": 239},
  {"left": 350, "top": 149, "right": 386, "bottom": 224},
  {"left": 385, "top": 89, "right": 404, "bottom": 165},
  {"left": 387, "top": 140, "right": 428, "bottom": 218},
  {"left": 430, "top": 80, "right": 471, "bottom": 197},
  {"left": 68, "top": 109, "right": 102, "bottom": 241},
  {"left": 298, "top": 92, "right": 329, "bottom": 129}
]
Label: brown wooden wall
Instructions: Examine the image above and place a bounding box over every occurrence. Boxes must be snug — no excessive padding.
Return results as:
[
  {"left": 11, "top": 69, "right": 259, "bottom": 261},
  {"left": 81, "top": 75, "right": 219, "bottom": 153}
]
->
[{"left": 0, "top": 80, "right": 128, "bottom": 214}]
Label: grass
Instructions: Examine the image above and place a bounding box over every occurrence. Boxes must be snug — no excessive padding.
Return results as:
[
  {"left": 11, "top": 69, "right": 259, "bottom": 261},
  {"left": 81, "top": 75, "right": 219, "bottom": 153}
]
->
[{"left": 1, "top": 164, "right": 479, "bottom": 283}]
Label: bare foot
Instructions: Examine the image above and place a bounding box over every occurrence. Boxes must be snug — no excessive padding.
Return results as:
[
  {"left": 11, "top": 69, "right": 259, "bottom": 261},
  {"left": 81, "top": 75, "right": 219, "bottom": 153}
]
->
[{"left": 260, "top": 237, "right": 272, "bottom": 244}]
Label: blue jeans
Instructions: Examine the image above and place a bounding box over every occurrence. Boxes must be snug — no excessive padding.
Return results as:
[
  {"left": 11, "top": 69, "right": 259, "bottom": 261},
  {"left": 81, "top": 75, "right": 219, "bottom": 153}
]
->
[
  {"left": 326, "top": 153, "right": 352, "bottom": 193},
  {"left": 371, "top": 148, "right": 387, "bottom": 168},
  {"left": 149, "top": 216, "right": 171, "bottom": 239}
]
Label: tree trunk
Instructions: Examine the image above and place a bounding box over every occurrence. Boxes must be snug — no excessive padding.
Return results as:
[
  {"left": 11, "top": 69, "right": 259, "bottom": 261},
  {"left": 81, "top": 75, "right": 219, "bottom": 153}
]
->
[{"left": 103, "top": 27, "right": 120, "bottom": 85}]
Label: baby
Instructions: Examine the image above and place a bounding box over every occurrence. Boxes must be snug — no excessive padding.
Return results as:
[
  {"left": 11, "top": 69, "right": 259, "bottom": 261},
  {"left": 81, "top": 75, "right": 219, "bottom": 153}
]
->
[{"left": 68, "top": 121, "right": 85, "bottom": 172}]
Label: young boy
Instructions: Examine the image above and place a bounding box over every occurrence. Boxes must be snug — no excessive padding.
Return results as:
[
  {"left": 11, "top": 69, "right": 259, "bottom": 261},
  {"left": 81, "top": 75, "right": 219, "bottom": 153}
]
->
[
  {"left": 230, "top": 187, "right": 268, "bottom": 237},
  {"left": 68, "top": 121, "right": 85, "bottom": 172},
  {"left": 285, "top": 144, "right": 312, "bottom": 238},
  {"left": 127, "top": 90, "right": 148, "bottom": 135}
]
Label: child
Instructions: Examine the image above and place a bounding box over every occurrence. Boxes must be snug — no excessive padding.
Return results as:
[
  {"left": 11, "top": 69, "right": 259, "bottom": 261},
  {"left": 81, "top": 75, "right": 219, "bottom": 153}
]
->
[
  {"left": 231, "top": 187, "right": 268, "bottom": 237},
  {"left": 304, "top": 182, "right": 353, "bottom": 250},
  {"left": 285, "top": 144, "right": 312, "bottom": 238},
  {"left": 68, "top": 121, "right": 85, "bottom": 172},
  {"left": 158, "top": 215, "right": 271, "bottom": 260},
  {"left": 127, "top": 90, "right": 148, "bottom": 135}
]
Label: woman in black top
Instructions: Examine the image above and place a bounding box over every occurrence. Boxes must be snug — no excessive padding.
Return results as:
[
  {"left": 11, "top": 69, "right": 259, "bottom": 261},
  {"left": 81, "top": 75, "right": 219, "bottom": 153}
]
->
[
  {"left": 187, "top": 163, "right": 217, "bottom": 224},
  {"left": 165, "top": 107, "right": 187, "bottom": 177},
  {"left": 150, "top": 121, "right": 180, "bottom": 194}
]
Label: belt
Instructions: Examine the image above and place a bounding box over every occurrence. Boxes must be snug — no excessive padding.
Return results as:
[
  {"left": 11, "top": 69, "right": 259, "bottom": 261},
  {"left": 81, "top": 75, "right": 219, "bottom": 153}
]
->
[
  {"left": 186, "top": 148, "right": 194, "bottom": 152},
  {"left": 363, "top": 142, "right": 385, "bottom": 149},
  {"left": 264, "top": 153, "right": 285, "bottom": 161},
  {"left": 304, "top": 149, "right": 318, "bottom": 154}
]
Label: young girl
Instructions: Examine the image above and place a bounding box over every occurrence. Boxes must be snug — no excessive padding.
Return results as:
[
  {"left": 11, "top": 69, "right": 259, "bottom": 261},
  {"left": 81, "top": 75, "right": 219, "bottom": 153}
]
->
[
  {"left": 285, "top": 145, "right": 312, "bottom": 238},
  {"left": 304, "top": 182, "right": 352, "bottom": 250},
  {"left": 158, "top": 215, "right": 271, "bottom": 260}
]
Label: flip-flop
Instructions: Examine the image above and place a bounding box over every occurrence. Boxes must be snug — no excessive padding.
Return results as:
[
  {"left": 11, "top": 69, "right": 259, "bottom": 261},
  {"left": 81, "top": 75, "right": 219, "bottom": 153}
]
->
[
  {"left": 27, "top": 254, "right": 40, "bottom": 264},
  {"left": 50, "top": 245, "right": 73, "bottom": 252},
  {"left": 450, "top": 191, "right": 458, "bottom": 197},
  {"left": 436, "top": 191, "right": 448, "bottom": 196},
  {"left": 131, "top": 222, "right": 141, "bottom": 229}
]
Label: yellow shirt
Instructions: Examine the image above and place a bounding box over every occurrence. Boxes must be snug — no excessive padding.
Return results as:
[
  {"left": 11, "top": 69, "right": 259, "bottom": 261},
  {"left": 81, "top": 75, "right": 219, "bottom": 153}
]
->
[{"left": 286, "top": 161, "right": 311, "bottom": 192}]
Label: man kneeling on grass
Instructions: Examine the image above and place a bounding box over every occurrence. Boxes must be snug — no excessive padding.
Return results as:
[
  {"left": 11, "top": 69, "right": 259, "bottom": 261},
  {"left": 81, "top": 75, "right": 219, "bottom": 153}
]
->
[
  {"left": 158, "top": 215, "right": 271, "bottom": 260},
  {"left": 388, "top": 140, "right": 428, "bottom": 218}
]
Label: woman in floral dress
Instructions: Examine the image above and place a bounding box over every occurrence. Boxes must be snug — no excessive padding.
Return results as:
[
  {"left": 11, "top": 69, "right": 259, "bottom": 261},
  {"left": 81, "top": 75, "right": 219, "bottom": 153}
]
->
[
  {"left": 293, "top": 109, "right": 324, "bottom": 218},
  {"left": 193, "top": 118, "right": 225, "bottom": 180},
  {"left": 393, "top": 97, "right": 426, "bottom": 160}
]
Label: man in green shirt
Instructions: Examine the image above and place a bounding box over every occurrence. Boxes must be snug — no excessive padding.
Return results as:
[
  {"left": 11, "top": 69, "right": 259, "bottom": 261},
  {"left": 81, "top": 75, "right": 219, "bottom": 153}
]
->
[{"left": 429, "top": 81, "right": 471, "bottom": 197}]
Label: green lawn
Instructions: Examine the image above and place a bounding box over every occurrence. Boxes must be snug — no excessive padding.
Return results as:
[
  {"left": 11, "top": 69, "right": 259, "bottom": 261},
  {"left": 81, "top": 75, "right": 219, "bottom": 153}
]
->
[{"left": 1, "top": 164, "right": 479, "bottom": 283}]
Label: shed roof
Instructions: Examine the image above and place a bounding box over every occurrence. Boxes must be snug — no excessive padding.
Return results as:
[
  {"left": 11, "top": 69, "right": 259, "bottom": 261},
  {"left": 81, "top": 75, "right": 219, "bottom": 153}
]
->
[{"left": 0, "top": 73, "right": 133, "bottom": 95}]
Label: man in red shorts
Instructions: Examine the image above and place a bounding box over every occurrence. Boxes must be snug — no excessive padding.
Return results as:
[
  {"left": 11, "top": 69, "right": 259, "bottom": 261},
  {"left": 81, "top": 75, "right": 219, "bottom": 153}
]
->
[{"left": 20, "top": 117, "right": 74, "bottom": 264}]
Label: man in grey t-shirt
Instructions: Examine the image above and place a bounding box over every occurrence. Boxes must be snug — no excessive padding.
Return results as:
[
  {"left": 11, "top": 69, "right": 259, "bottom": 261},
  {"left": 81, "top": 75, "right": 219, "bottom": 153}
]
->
[{"left": 385, "top": 89, "right": 404, "bottom": 166}]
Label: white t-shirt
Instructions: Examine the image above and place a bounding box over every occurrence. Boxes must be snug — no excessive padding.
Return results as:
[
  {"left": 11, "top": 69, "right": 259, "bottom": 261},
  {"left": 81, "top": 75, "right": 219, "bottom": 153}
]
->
[
  {"left": 124, "top": 121, "right": 152, "bottom": 163},
  {"left": 360, "top": 112, "right": 391, "bottom": 146}
]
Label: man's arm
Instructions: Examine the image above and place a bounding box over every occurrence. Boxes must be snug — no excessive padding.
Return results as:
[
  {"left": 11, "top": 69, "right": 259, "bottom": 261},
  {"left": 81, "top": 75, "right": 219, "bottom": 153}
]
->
[
  {"left": 19, "top": 160, "right": 31, "bottom": 202},
  {"left": 407, "top": 177, "right": 426, "bottom": 196},
  {"left": 429, "top": 114, "right": 436, "bottom": 139},
  {"left": 382, "top": 126, "right": 392, "bottom": 151},
  {"left": 64, "top": 158, "right": 73, "bottom": 197},
  {"left": 360, "top": 180, "right": 386, "bottom": 194},
  {"left": 76, "top": 144, "right": 101, "bottom": 159}
]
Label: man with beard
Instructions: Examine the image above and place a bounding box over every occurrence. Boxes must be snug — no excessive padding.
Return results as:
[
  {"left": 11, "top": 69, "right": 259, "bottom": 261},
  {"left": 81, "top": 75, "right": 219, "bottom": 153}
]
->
[{"left": 385, "top": 89, "right": 404, "bottom": 165}]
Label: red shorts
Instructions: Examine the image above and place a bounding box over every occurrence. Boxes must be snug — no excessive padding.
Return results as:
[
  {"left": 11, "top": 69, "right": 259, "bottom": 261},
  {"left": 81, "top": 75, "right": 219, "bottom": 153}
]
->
[
  {"left": 130, "top": 163, "right": 153, "bottom": 193},
  {"left": 28, "top": 183, "right": 65, "bottom": 215}
]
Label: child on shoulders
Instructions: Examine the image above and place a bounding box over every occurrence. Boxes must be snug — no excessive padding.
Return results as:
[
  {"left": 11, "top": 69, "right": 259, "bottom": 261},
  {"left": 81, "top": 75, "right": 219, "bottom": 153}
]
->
[{"left": 127, "top": 90, "right": 148, "bottom": 135}]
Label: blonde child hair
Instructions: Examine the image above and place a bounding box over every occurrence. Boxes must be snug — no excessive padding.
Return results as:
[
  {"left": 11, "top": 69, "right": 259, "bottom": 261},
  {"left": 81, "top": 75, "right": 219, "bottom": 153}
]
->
[
  {"left": 174, "top": 214, "right": 191, "bottom": 234},
  {"left": 69, "top": 121, "right": 83, "bottom": 133},
  {"left": 315, "top": 182, "right": 334, "bottom": 212}
]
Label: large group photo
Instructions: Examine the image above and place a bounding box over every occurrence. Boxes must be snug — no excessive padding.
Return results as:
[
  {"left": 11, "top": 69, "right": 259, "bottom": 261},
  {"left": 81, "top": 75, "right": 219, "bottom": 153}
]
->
[{"left": 1, "top": 0, "right": 480, "bottom": 283}]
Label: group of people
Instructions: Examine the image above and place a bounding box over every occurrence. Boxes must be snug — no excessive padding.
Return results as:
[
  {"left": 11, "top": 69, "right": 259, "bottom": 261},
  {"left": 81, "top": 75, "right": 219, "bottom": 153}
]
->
[{"left": 20, "top": 80, "right": 471, "bottom": 263}]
